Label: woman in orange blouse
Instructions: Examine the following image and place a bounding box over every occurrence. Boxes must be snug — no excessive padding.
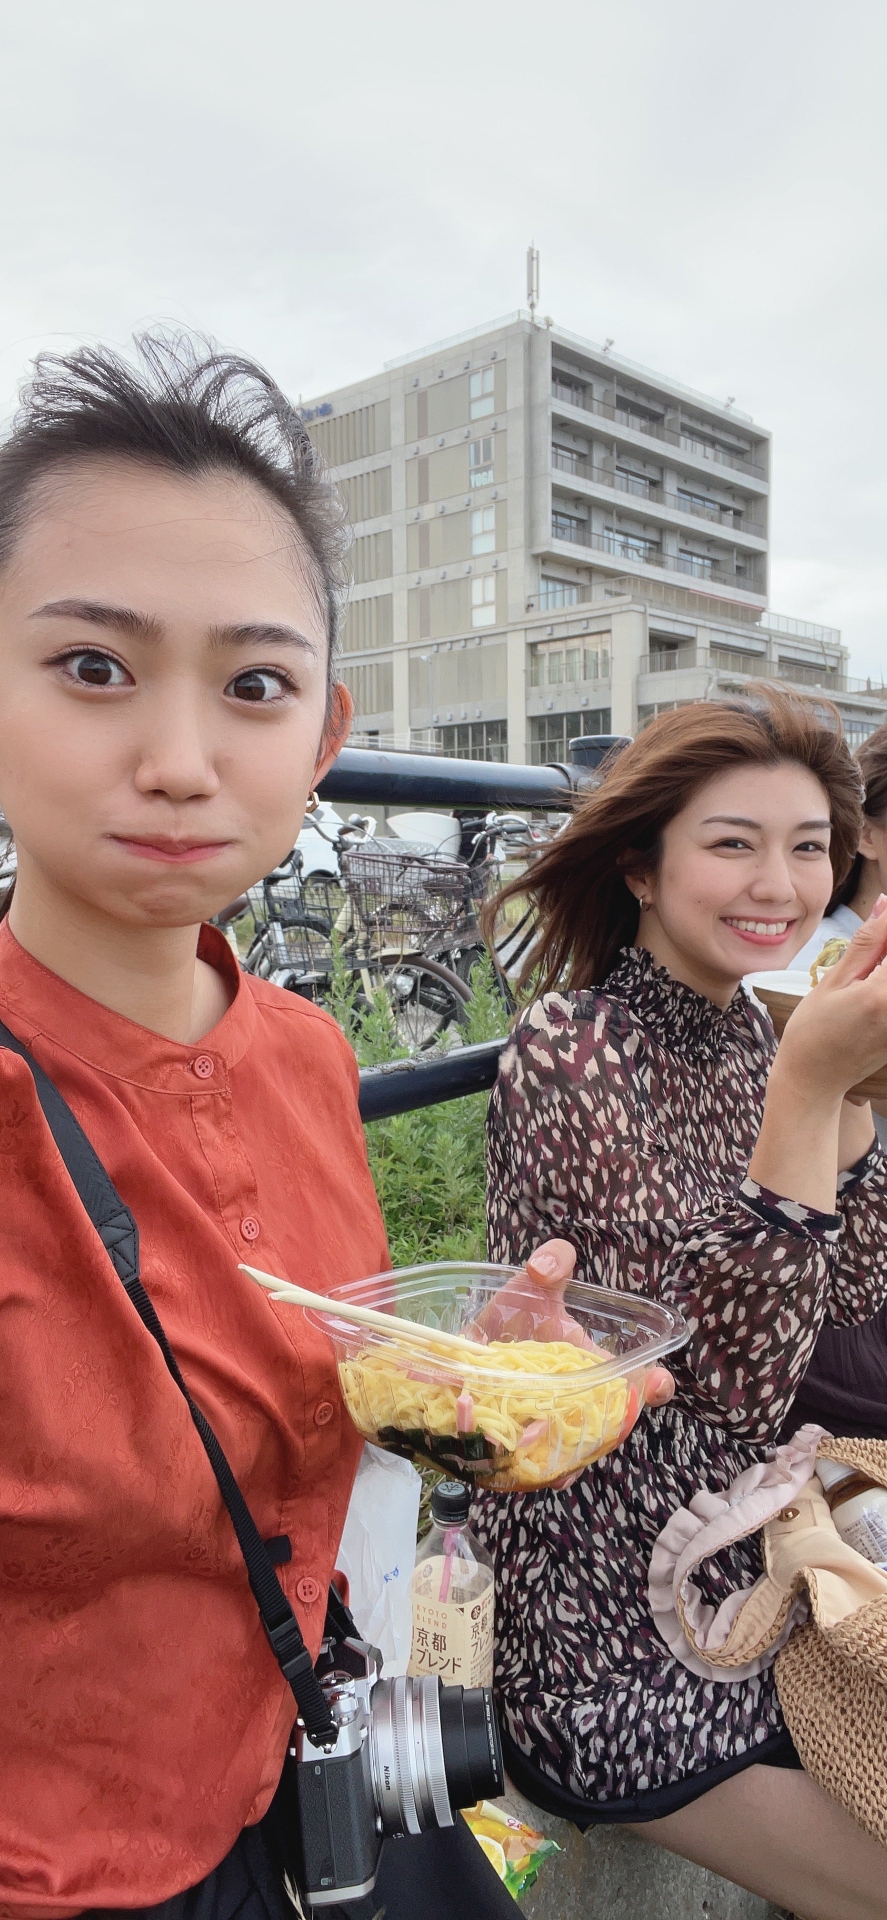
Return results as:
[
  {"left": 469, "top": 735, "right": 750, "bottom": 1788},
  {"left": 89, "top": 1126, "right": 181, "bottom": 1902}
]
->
[{"left": 0, "top": 336, "right": 523, "bottom": 1920}]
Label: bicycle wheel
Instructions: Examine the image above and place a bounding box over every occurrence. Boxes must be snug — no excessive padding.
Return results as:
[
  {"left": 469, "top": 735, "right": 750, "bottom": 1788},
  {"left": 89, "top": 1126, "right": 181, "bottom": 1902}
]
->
[{"left": 379, "top": 957, "right": 472, "bottom": 1053}]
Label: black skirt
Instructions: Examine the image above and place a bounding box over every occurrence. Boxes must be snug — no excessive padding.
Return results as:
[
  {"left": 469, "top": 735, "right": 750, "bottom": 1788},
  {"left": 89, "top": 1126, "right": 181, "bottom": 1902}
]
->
[{"left": 500, "top": 1722, "right": 803, "bottom": 1830}]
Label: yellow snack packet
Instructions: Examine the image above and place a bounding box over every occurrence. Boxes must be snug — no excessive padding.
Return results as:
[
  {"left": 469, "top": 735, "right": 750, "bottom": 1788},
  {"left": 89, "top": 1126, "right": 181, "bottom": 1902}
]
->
[{"left": 462, "top": 1799, "right": 559, "bottom": 1901}]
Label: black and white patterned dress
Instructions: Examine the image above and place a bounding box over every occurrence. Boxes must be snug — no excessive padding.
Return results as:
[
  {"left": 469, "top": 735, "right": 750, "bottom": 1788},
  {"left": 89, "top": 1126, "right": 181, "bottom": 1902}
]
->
[{"left": 474, "top": 947, "right": 887, "bottom": 1808}]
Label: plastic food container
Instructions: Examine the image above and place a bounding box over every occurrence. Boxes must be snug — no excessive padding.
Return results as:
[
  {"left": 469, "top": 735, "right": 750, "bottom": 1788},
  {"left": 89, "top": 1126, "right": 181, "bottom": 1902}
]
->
[
  {"left": 748, "top": 970, "right": 887, "bottom": 1101},
  {"left": 306, "top": 1263, "right": 687, "bottom": 1492}
]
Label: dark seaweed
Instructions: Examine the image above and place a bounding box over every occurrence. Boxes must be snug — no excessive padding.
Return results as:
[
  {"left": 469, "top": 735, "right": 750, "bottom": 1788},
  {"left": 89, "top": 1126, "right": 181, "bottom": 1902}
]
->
[{"left": 375, "top": 1424, "right": 505, "bottom": 1481}]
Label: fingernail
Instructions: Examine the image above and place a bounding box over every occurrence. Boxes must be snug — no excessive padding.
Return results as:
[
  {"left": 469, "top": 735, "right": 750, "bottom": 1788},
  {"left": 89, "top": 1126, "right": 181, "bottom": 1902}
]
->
[
  {"left": 873, "top": 895, "right": 887, "bottom": 919},
  {"left": 531, "top": 1252, "right": 557, "bottom": 1276}
]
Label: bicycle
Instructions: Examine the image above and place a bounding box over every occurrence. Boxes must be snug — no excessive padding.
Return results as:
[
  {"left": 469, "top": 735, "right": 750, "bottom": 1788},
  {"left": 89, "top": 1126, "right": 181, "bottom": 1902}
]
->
[{"left": 240, "top": 830, "right": 475, "bottom": 1053}]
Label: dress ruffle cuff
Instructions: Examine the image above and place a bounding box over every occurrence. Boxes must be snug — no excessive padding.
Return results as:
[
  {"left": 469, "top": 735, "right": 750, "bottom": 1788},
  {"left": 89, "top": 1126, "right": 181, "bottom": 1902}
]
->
[{"left": 739, "top": 1176, "right": 841, "bottom": 1243}]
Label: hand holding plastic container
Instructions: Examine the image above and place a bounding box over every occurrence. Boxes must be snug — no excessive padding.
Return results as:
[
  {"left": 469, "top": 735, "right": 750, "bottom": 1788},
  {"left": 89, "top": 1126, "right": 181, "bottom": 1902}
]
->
[{"left": 289, "top": 1246, "right": 685, "bottom": 1493}]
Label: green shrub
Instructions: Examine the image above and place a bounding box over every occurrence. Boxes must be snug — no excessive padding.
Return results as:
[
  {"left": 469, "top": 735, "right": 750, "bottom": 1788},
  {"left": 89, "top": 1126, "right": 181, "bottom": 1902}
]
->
[{"left": 328, "top": 947, "right": 506, "bottom": 1267}]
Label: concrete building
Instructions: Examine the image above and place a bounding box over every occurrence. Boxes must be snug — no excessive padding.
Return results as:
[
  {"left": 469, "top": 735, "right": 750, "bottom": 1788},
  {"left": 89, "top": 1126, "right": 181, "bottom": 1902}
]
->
[{"left": 304, "top": 313, "right": 887, "bottom": 762}]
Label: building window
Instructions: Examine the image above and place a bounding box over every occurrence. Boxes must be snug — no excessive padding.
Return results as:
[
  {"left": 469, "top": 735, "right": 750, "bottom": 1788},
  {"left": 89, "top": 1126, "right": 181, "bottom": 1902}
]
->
[
  {"left": 637, "top": 698, "right": 694, "bottom": 729},
  {"left": 551, "top": 373, "right": 586, "bottom": 406},
  {"left": 552, "top": 509, "right": 586, "bottom": 544},
  {"left": 434, "top": 719, "right": 507, "bottom": 762},
  {"left": 680, "top": 423, "right": 751, "bottom": 466},
  {"left": 470, "top": 437, "right": 494, "bottom": 487},
  {"left": 615, "top": 394, "right": 661, "bottom": 428},
  {"left": 528, "top": 710, "right": 611, "bottom": 764},
  {"left": 539, "top": 576, "right": 579, "bottom": 609},
  {"left": 471, "top": 575, "right": 496, "bottom": 627},
  {"left": 552, "top": 442, "right": 587, "bottom": 476},
  {"left": 469, "top": 368, "right": 495, "bottom": 420},
  {"left": 339, "top": 657, "right": 394, "bottom": 717},
  {"left": 678, "top": 549, "right": 715, "bottom": 580},
  {"left": 603, "top": 525, "right": 658, "bottom": 561},
  {"left": 615, "top": 466, "right": 652, "bottom": 498},
  {"left": 530, "top": 641, "right": 611, "bottom": 688},
  {"left": 471, "top": 506, "right": 495, "bottom": 555},
  {"left": 677, "top": 486, "right": 720, "bottom": 516},
  {"left": 843, "top": 718, "right": 882, "bottom": 748}
]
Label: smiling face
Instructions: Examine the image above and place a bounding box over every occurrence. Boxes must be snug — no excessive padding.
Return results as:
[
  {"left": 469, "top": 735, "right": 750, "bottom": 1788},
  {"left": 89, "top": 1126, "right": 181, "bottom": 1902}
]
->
[
  {"left": 629, "top": 760, "right": 836, "bottom": 1005},
  {"left": 0, "top": 458, "right": 351, "bottom": 933}
]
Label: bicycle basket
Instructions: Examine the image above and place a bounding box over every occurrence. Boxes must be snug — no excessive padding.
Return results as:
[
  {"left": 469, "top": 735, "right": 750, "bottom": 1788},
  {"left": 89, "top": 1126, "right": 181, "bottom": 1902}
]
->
[
  {"left": 340, "top": 838, "right": 491, "bottom": 954},
  {"left": 259, "top": 914, "right": 334, "bottom": 976}
]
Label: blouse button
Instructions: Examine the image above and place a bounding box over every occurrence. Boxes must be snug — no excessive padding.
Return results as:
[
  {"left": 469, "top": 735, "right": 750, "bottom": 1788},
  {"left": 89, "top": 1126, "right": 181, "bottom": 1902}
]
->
[
  {"left": 314, "top": 1401, "right": 335, "bottom": 1427},
  {"left": 296, "top": 1576, "right": 321, "bottom": 1605},
  {"left": 240, "top": 1216, "right": 261, "bottom": 1242},
  {"left": 192, "top": 1055, "right": 215, "bottom": 1079}
]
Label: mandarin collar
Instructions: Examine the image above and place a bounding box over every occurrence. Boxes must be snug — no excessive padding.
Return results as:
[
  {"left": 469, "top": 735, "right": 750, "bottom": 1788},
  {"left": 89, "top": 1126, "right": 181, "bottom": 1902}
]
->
[
  {"left": 597, "top": 945, "right": 755, "bottom": 1062},
  {"left": 0, "top": 921, "right": 256, "bottom": 1091}
]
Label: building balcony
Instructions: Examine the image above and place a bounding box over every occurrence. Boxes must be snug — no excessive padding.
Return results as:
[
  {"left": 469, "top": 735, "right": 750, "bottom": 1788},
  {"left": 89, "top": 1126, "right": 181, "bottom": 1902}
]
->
[
  {"left": 550, "top": 449, "right": 767, "bottom": 539},
  {"left": 639, "top": 645, "right": 887, "bottom": 700},
  {"left": 760, "top": 611, "right": 842, "bottom": 646},
  {"left": 547, "top": 523, "right": 766, "bottom": 598},
  {"left": 524, "top": 573, "right": 769, "bottom": 627},
  {"left": 550, "top": 381, "right": 768, "bottom": 481}
]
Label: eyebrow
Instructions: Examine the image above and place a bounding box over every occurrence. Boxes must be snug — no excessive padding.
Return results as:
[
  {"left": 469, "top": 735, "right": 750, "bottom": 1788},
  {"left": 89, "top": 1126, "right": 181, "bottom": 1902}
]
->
[
  {"left": 208, "top": 621, "right": 319, "bottom": 659},
  {"left": 30, "top": 599, "right": 318, "bottom": 659},
  {"left": 702, "top": 814, "right": 831, "bottom": 831},
  {"left": 31, "top": 598, "right": 163, "bottom": 641}
]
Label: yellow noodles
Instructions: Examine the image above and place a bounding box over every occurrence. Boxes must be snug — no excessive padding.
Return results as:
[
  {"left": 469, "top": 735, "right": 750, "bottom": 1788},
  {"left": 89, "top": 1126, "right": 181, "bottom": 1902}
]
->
[{"left": 338, "top": 1335, "right": 631, "bottom": 1491}]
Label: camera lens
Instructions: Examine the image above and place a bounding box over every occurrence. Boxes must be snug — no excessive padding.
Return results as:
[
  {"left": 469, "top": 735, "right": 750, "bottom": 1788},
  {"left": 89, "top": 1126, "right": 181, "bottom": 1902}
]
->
[
  {"left": 368, "top": 1678, "right": 504, "bottom": 1840},
  {"left": 438, "top": 1685, "right": 504, "bottom": 1806}
]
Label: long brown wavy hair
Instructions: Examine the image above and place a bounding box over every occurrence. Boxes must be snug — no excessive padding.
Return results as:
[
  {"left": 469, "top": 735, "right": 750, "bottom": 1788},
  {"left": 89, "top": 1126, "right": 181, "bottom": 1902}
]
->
[
  {"left": 828, "top": 718, "right": 887, "bottom": 912},
  {"left": 487, "top": 686, "right": 863, "bottom": 996}
]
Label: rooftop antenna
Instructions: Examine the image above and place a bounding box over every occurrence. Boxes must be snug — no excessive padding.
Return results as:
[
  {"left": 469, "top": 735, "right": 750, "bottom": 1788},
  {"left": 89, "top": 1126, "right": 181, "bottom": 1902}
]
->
[{"left": 527, "top": 244, "right": 540, "bottom": 323}]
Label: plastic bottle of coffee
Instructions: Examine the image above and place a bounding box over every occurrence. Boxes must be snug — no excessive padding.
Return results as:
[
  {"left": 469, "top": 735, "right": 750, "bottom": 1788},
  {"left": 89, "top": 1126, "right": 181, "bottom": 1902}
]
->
[
  {"left": 407, "top": 1480, "right": 495, "bottom": 1688},
  {"left": 816, "top": 1459, "right": 887, "bottom": 1570}
]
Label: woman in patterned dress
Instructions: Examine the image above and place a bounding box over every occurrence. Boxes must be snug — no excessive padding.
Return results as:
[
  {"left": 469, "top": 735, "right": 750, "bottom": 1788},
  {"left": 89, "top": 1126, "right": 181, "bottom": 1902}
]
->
[{"left": 478, "top": 689, "right": 887, "bottom": 1917}]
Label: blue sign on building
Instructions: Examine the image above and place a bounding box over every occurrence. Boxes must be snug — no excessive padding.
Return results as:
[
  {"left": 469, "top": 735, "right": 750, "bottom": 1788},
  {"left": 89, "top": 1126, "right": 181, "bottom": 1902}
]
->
[{"left": 298, "top": 403, "right": 333, "bottom": 422}]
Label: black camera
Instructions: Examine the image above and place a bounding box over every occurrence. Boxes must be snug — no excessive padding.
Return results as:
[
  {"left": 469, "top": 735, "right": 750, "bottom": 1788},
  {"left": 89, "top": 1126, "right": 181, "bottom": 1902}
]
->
[{"left": 291, "top": 1633, "right": 504, "bottom": 1912}]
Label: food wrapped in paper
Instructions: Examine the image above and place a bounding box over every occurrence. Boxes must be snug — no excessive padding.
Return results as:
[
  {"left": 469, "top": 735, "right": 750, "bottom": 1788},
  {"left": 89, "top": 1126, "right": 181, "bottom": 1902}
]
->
[{"left": 809, "top": 935, "right": 850, "bottom": 985}]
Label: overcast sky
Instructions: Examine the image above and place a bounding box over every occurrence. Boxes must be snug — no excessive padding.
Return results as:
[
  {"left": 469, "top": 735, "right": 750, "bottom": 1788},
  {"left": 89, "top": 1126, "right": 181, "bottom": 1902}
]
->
[{"left": 1, "top": 0, "right": 884, "bottom": 676}]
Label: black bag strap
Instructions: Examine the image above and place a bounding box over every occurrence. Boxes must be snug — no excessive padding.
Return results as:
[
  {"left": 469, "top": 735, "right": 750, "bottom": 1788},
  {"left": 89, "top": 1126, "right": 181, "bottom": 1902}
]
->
[{"left": 0, "top": 1016, "right": 338, "bottom": 1747}]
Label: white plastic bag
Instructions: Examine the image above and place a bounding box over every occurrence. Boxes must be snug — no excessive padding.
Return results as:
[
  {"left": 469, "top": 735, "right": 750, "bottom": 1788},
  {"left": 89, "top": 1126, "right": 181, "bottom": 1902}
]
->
[{"left": 335, "top": 1444, "right": 422, "bottom": 1675}]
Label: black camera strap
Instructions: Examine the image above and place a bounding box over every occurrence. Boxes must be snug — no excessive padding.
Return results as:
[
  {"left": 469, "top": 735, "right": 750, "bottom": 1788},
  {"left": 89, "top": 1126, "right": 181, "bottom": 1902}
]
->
[{"left": 0, "top": 1016, "right": 338, "bottom": 1748}]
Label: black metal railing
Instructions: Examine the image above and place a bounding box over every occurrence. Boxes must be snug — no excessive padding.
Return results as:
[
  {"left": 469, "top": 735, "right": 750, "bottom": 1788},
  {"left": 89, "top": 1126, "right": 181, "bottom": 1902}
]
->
[
  {"left": 358, "top": 1039, "right": 505, "bottom": 1120},
  {"left": 319, "top": 743, "right": 587, "bottom": 812}
]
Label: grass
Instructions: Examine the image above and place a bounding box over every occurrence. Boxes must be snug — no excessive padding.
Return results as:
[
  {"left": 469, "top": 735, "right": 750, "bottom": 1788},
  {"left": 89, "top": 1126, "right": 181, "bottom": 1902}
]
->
[{"left": 327, "top": 944, "right": 507, "bottom": 1268}]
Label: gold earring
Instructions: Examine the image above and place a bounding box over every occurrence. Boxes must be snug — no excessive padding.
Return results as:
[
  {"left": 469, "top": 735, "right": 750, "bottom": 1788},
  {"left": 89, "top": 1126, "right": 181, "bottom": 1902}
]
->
[{"left": 305, "top": 790, "right": 321, "bottom": 814}]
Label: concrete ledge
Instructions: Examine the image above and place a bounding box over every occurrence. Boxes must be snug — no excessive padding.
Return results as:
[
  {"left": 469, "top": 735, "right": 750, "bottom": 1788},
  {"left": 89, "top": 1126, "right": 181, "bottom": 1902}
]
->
[{"left": 504, "top": 1782, "right": 785, "bottom": 1920}]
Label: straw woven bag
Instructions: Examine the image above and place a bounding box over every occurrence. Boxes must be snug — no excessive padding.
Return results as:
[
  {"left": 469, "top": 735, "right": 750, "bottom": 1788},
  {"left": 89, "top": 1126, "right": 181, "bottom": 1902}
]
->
[
  {"left": 774, "top": 1437, "right": 887, "bottom": 1846},
  {"left": 649, "top": 1428, "right": 887, "bottom": 1847}
]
